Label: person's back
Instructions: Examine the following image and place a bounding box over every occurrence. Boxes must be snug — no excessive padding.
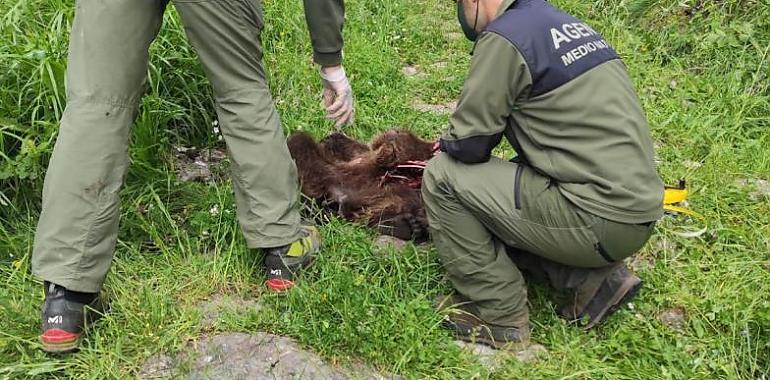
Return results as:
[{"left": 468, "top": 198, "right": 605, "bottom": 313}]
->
[
  {"left": 444, "top": 0, "right": 663, "bottom": 223},
  {"left": 486, "top": 0, "right": 664, "bottom": 224}
]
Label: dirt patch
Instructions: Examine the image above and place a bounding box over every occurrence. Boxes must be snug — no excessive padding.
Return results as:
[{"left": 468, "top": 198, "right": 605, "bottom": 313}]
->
[
  {"left": 373, "top": 235, "right": 408, "bottom": 252},
  {"left": 444, "top": 32, "right": 463, "bottom": 40},
  {"left": 657, "top": 308, "right": 687, "bottom": 332},
  {"left": 401, "top": 65, "right": 421, "bottom": 77},
  {"left": 138, "top": 332, "right": 400, "bottom": 380},
  {"left": 652, "top": 236, "right": 679, "bottom": 253},
  {"left": 627, "top": 255, "right": 655, "bottom": 272},
  {"left": 412, "top": 100, "right": 457, "bottom": 114},
  {"left": 668, "top": 80, "right": 678, "bottom": 90},
  {"left": 683, "top": 0, "right": 710, "bottom": 17},
  {"left": 454, "top": 341, "right": 547, "bottom": 371},
  {"left": 174, "top": 146, "right": 228, "bottom": 183},
  {"left": 682, "top": 160, "right": 703, "bottom": 170},
  {"left": 431, "top": 61, "right": 449, "bottom": 69},
  {"left": 735, "top": 178, "right": 770, "bottom": 201}
]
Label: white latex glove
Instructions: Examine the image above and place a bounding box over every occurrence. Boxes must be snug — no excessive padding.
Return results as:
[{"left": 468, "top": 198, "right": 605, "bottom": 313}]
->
[{"left": 319, "top": 65, "right": 354, "bottom": 128}]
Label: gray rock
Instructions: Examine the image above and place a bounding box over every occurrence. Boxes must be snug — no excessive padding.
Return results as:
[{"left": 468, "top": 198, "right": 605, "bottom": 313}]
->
[
  {"left": 514, "top": 344, "right": 548, "bottom": 364},
  {"left": 454, "top": 340, "right": 502, "bottom": 371},
  {"left": 454, "top": 341, "right": 547, "bottom": 372},
  {"left": 182, "top": 333, "right": 347, "bottom": 380},
  {"left": 138, "top": 332, "right": 399, "bottom": 380},
  {"left": 138, "top": 353, "right": 175, "bottom": 379}
]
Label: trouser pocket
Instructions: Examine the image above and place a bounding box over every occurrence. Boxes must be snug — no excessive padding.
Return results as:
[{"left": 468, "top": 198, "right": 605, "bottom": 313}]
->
[{"left": 514, "top": 164, "right": 524, "bottom": 210}]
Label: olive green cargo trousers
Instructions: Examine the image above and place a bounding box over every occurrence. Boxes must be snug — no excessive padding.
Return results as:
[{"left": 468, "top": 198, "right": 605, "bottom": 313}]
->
[
  {"left": 32, "top": 0, "right": 302, "bottom": 293},
  {"left": 421, "top": 154, "right": 655, "bottom": 327}
]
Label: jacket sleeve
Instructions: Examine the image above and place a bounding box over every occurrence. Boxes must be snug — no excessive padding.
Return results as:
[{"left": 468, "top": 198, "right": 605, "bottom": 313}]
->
[
  {"left": 303, "top": 0, "right": 345, "bottom": 66},
  {"left": 440, "top": 32, "right": 532, "bottom": 163}
]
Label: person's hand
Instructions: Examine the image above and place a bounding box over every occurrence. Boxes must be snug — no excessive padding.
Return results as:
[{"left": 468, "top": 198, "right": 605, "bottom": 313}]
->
[{"left": 319, "top": 65, "right": 354, "bottom": 128}]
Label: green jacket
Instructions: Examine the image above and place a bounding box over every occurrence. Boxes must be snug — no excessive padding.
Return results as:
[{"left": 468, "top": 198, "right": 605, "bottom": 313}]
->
[
  {"left": 439, "top": 0, "right": 664, "bottom": 224},
  {"left": 304, "top": 0, "right": 345, "bottom": 66}
]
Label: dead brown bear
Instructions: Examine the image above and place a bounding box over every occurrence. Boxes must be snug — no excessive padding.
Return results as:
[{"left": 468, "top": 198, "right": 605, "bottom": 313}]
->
[{"left": 287, "top": 130, "right": 437, "bottom": 242}]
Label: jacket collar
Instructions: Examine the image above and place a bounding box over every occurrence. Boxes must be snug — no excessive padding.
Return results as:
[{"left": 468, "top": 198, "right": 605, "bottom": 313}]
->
[{"left": 497, "top": 0, "right": 517, "bottom": 17}]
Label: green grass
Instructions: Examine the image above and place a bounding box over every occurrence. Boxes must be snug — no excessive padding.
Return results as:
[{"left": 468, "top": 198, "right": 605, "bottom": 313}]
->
[{"left": 1, "top": 0, "right": 769, "bottom": 378}]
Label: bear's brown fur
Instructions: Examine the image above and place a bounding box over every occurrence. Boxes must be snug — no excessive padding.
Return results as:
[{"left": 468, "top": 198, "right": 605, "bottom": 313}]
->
[{"left": 287, "top": 130, "right": 436, "bottom": 242}]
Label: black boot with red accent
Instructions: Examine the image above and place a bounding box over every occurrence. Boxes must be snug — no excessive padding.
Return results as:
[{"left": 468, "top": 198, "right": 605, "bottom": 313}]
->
[
  {"left": 40, "top": 282, "right": 101, "bottom": 354},
  {"left": 263, "top": 226, "right": 321, "bottom": 292}
]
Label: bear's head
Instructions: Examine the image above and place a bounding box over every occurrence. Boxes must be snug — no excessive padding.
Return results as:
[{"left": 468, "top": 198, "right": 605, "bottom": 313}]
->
[{"left": 370, "top": 130, "right": 436, "bottom": 164}]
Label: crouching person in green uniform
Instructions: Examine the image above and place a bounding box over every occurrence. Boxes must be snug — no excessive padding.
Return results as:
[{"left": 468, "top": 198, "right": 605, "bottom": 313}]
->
[
  {"left": 33, "top": 0, "right": 353, "bottom": 353},
  {"left": 424, "top": 0, "right": 664, "bottom": 349}
]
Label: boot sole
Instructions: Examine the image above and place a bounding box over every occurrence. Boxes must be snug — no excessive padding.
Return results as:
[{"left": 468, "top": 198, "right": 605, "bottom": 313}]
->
[
  {"left": 453, "top": 332, "right": 530, "bottom": 351},
  {"left": 40, "top": 335, "right": 80, "bottom": 354},
  {"left": 435, "top": 295, "right": 530, "bottom": 351},
  {"left": 443, "top": 319, "right": 529, "bottom": 351},
  {"left": 584, "top": 277, "right": 642, "bottom": 329},
  {"left": 265, "top": 255, "right": 316, "bottom": 293}
]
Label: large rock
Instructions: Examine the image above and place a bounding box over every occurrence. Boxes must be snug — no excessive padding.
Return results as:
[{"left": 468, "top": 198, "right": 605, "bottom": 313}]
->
[{"left": 138, "top": 332, "right": 399, "bottom": 380}]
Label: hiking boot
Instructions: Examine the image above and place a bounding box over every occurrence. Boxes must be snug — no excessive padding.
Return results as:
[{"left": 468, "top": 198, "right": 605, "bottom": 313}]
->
[
  {"left": 40, "top": 282, "right": 102, "bottom": 354},
  {"left": 434, "top": 294, "right": 530, "bottom": 350},
  {"left": 263, "top": 226, "right": 321, "bottom": 292},
  {"left": 559, "top": 263, "right": 642, "bottom": 329}
]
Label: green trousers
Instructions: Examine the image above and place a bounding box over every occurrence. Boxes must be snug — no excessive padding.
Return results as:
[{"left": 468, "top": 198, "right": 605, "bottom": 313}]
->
[
  {"left": 32, "top": 0, "right": 302, "bottom": 293},
  {"left": 421, "top": 154, "right": 655, "bottom": 327}
]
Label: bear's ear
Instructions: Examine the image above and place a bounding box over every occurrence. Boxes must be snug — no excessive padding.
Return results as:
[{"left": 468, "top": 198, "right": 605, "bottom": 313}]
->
[
  {"left": 370, "top": 130, "right": 398, "bottom": 150},
  {"left": 374, "top": 141, "right": 400, "bottom": 168}
]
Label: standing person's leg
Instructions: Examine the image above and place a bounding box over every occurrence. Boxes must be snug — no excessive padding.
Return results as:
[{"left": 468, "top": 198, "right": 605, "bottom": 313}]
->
[
  {"left": 32, "top": 0, "right": 167, "bottom": 353},
  {"left": 172, "top": 0, "right": 317, "bottom": 291}
]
